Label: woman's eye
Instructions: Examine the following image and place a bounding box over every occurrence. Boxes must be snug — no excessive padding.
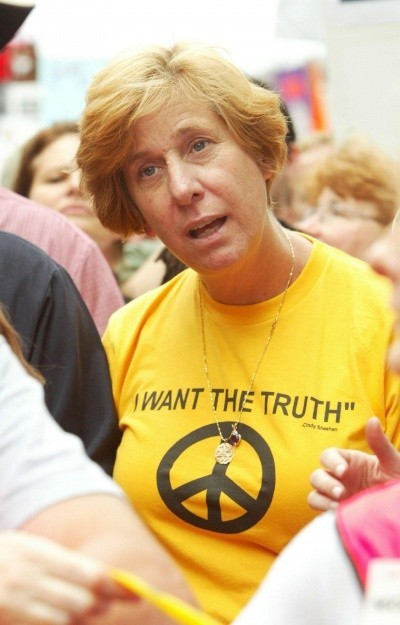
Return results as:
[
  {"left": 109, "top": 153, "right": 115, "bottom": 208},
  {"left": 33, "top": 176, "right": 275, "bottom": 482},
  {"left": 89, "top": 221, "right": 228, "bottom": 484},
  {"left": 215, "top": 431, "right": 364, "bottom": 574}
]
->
[
  {"left": 192, "top": 139, "right": 208, "bottom": 153},
  {"left": 140, "top": 165, "right": 156, "bottom": 178},
  {"left": 46, "top": 174, "right": 65, "bottom": 184},
  {"left": 330, "top": 204, "right": 346, "bottom": 218}
]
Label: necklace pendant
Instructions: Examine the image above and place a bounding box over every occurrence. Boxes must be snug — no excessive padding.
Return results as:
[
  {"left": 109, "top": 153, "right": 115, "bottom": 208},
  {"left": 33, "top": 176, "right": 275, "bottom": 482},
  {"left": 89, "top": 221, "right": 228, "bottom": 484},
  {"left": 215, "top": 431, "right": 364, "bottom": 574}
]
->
[
  {"left": 229, "top": 427, "right": 241, "bottom": 447},
  {"left": 215, "top": 442, "right": 234, "bottom": 464}
]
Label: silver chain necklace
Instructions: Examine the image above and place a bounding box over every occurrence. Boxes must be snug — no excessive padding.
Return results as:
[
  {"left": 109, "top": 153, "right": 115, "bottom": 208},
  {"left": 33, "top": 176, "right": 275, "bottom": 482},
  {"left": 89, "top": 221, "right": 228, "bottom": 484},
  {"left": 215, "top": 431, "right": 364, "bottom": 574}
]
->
[{"left": 198, "top": 230, "right": 295, "bottom": 465}]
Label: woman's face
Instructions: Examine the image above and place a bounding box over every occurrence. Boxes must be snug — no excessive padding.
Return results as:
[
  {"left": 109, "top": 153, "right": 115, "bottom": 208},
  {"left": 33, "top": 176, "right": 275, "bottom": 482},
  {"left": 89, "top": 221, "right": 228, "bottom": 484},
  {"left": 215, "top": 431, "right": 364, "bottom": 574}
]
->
[
  {"left": 296, "top": 187, "right": 387, "bottom": 261},
  {"left": 122, "top": 101, "right": 272, "bottom": 277},
  {"left": 29, "top": 133, "right": 118, "bottom": 246},
  {"left": 367, "top": 222, "right": 400, "bottom": 374}
]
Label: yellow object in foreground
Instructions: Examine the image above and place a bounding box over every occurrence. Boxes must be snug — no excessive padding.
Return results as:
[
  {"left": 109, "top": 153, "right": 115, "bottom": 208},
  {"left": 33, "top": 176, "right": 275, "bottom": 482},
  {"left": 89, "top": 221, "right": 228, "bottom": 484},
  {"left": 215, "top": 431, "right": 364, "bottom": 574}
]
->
[{"left": 110, "top": 568, "right": 222, "bottom": 625}]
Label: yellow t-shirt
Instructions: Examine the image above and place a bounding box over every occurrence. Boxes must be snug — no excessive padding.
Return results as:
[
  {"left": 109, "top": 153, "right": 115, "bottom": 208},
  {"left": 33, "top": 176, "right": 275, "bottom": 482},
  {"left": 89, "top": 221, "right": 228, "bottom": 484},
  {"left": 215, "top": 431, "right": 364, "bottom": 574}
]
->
[{"left": 104, "top": 237, "right": 400, "bottom": 625}]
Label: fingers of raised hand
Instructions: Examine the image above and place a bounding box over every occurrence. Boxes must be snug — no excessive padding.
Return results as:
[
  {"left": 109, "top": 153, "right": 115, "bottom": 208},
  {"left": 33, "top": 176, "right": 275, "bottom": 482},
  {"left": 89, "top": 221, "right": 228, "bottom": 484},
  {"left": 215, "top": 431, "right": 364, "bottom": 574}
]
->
[
  {"left": 307, "top": 489, "right": 339, "bottom": 512},
  {"left": 308, "top": 467, "right": 345, "bottom": 510},
  {"left": 366, "top": 417, "right": 400, "bottom": 476},
  {"left": 318, "top": 448, "right": 348, "bottom": 478}
]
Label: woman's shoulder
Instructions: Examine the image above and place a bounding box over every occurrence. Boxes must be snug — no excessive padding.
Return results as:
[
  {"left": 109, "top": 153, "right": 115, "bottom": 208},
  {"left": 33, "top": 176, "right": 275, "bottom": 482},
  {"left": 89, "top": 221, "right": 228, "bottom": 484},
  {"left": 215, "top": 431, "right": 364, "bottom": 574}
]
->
[
  {"left": 106, "top": 268, "right": 196, "bottom": 328},
  {"left": 306, "top": 235, "right": 392, "bottom": 296}
]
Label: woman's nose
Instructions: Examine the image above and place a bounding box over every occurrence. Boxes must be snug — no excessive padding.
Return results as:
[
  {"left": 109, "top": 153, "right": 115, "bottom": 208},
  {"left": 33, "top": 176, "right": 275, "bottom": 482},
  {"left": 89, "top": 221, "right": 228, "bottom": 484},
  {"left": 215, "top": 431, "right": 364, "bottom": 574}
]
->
[
  {"left": 167, "top": 160, "right": 203, "bottom": 206},
  {"left": 67, "top": 170, "right": 83, "bottom": 194}
]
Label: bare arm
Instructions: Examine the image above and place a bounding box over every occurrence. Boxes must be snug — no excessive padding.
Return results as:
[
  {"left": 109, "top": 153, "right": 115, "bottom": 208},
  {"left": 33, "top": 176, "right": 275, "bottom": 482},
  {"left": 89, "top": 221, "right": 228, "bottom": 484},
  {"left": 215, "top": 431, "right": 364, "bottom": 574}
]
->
[{"left": 22, "top": 494, "right": 196, "bottom": 625}]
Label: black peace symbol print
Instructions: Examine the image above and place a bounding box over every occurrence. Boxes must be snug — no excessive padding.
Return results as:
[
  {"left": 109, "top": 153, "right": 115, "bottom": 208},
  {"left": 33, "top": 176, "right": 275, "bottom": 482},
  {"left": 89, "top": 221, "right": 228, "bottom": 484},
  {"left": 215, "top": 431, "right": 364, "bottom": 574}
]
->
[{"left": 157, "top": 422, "right": 275, "bottom": 534}]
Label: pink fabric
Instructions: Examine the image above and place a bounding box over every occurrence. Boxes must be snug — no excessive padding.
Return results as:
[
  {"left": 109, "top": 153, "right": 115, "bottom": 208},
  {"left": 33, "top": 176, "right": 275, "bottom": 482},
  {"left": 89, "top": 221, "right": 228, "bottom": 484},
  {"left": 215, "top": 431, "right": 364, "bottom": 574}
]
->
[
  {"left": 336, "top": 479, "right": 400, "bottom": 588},
  {"left": 0, "top": 187, "right": 124, "bottom": 334}
]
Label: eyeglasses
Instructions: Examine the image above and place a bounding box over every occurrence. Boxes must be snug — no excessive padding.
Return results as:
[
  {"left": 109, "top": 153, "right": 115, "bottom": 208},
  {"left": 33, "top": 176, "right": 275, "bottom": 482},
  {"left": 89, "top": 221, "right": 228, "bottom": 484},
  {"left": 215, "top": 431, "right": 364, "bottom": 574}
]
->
[{"left": 300, "top": 201, "right": 387, "bottom": 225}]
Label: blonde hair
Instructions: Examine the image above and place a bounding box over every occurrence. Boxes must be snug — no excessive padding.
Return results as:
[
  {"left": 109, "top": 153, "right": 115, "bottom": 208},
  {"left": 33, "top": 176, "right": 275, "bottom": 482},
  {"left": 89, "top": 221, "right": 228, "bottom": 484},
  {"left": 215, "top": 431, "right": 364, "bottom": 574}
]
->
[
  {"left": 0, "top": 306, "right": 44, "bottom": 383},
  {"left": 304, "top": 134, "right": 400, "bottom": 225},
  {"left": 78, "top": 41, "right": 288, "bottom": 238}
]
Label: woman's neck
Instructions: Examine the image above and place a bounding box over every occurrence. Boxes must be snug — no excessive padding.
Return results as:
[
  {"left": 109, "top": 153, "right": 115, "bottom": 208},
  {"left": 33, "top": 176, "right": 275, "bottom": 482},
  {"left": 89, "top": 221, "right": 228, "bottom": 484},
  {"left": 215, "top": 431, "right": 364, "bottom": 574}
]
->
[{"left": 199, "top": 229, "right": 311, "bottom": 306}]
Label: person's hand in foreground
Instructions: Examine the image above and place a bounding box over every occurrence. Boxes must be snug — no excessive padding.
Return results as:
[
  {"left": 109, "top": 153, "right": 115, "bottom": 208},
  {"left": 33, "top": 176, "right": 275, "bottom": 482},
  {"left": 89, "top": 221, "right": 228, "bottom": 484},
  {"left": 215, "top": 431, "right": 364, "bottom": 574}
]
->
[
  {"left": 308, "top": 416, "right": 400, "bottom": 511},
  {"left": 0, "top": 530, "right": 132, "bottom": 625}
]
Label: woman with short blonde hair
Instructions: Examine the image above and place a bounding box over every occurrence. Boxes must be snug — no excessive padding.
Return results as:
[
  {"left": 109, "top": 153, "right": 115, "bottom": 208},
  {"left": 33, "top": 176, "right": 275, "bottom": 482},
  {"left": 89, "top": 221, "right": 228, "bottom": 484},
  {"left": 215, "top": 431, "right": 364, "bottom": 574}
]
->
[
  {"left": 78, "top": 42, "right": 288, "bottom": 237},
  {"left": 298, "top": 134, "right": 400, "bottom": 259}
]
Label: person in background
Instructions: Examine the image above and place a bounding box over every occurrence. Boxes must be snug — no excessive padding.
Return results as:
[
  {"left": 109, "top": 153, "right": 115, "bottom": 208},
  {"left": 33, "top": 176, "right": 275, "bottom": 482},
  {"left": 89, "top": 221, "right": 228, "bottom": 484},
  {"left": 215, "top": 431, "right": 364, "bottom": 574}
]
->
[
  {"left": 9, "top": 122, "right": 123, "bottom": 269},
  {"left": 4, "top": 121, "right": 159, "bottom": 301},
  {"left": 307, "top": 212, "right": 400, "bottom": 511},
  {"left": 0, "top": 230, "right": 121, "bottom": 474},
  {"left": 273, "top": 130, "right": 334, "bottom": 225},
  {"left": 121, "top": 244, "right": 186, "bottom": 299},
  {"left": 0, "top": 2, "right": 124, "bottom": 334},
  {"left": 0, "top": 2, "right": 121, "bottom": 474},
  {"left": 0, "top": 301, "right": 195, "bottom": 625},
  {"left": 232, "top": 219, "right": 400, "bottom": 625},
  {"left": 0, "top": 186, "right": 124, "bottom": 332},
  {"left": 77, "top": 41, "right": 400, "bottom": 624},
  {"left": 250, "top": 84, "right": 332, "bottom": 229},
  {"left": 297, "top": 134, "right": 400, "bottom": 261},
  {"left": 267, "top": 93, "right": 310, "bottom": 227}
]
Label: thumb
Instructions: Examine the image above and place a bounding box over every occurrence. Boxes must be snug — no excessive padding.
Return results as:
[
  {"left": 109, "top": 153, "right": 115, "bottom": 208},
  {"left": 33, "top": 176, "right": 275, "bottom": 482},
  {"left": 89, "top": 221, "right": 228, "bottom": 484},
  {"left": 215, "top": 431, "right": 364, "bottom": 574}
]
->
[{"left": 365, "top": 417, "right": 400, "bottom": 474}]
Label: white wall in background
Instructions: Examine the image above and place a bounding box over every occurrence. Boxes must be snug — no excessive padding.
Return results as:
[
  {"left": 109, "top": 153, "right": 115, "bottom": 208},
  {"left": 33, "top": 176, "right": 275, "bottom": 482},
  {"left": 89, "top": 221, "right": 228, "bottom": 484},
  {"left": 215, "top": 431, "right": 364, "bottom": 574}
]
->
[
  {"left": 276, "top": 0, "right": 400, "bottom": 156},
  {"left": 323, "top": 0, "right": 400, "bottom": 157},
  {"left": 18, "top": 0, "right": 278, "bottom": 75},
  {"left": 17, "top": 0, "right": 325, "bottom": 76}
]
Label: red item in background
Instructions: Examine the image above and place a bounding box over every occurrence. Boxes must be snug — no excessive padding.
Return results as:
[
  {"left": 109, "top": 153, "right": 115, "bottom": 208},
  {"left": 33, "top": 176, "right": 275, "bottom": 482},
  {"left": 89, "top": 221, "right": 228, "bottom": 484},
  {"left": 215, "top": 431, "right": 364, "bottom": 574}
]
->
[
  {"left": 0, "top": 45, "right": 11, "bottom": 82},
  {"left": 0, "top": 41, "right": 36, "bottom": 83},
  {"left": 8, "top": 41, "right": 36, "bottom": 81}
]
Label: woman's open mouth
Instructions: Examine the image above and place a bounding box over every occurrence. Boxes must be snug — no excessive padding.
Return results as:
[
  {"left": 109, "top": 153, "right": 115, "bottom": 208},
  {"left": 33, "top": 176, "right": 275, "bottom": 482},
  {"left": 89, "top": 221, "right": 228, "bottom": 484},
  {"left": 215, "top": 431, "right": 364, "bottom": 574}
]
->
[{"left": 189, "top": 217, "right": 226, "bottom": 239}]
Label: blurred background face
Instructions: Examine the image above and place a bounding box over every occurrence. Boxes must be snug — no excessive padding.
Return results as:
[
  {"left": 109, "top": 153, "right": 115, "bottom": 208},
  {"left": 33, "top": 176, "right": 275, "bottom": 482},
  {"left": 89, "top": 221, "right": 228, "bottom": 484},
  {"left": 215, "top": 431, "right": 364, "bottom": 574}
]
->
[
  {"left": 271, "top": 133, "right": 334, "bottom": 227},
  {"left": 28, "top": 132, "right": 119, "bottom": 246},
  {"left": 367, "top": 216, "right": 400, "bottom": 373},
  {"left": 29, "top": 133, "right": 87, "bottom": 215},
  {"left": 297, "top": 187, "right": 387, "bottom": 261}
]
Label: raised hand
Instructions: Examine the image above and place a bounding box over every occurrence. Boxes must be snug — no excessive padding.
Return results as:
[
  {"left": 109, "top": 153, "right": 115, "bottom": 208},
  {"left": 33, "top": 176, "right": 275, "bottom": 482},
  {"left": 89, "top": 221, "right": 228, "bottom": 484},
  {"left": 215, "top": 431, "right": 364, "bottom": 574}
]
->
[{"left": 308, "top": 417, "right": 400, "bottom": 511}]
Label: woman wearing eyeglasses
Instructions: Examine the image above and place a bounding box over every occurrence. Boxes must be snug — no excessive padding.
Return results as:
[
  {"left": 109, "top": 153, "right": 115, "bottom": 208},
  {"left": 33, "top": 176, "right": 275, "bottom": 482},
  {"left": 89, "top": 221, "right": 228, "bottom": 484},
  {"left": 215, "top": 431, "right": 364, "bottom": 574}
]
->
[
  {"left": 233, "top": 197, "right": 400, "bottom": 625},
  {"left": 296, "top": 134, "right": 400, "bottom": 261}
]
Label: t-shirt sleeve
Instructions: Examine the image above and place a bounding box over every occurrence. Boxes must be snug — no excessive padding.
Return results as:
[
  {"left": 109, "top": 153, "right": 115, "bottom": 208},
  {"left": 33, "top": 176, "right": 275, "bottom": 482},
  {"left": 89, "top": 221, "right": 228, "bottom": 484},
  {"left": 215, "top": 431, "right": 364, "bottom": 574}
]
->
[{"left": 0, "top": 336, "right": 124, "bottom": 530}]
